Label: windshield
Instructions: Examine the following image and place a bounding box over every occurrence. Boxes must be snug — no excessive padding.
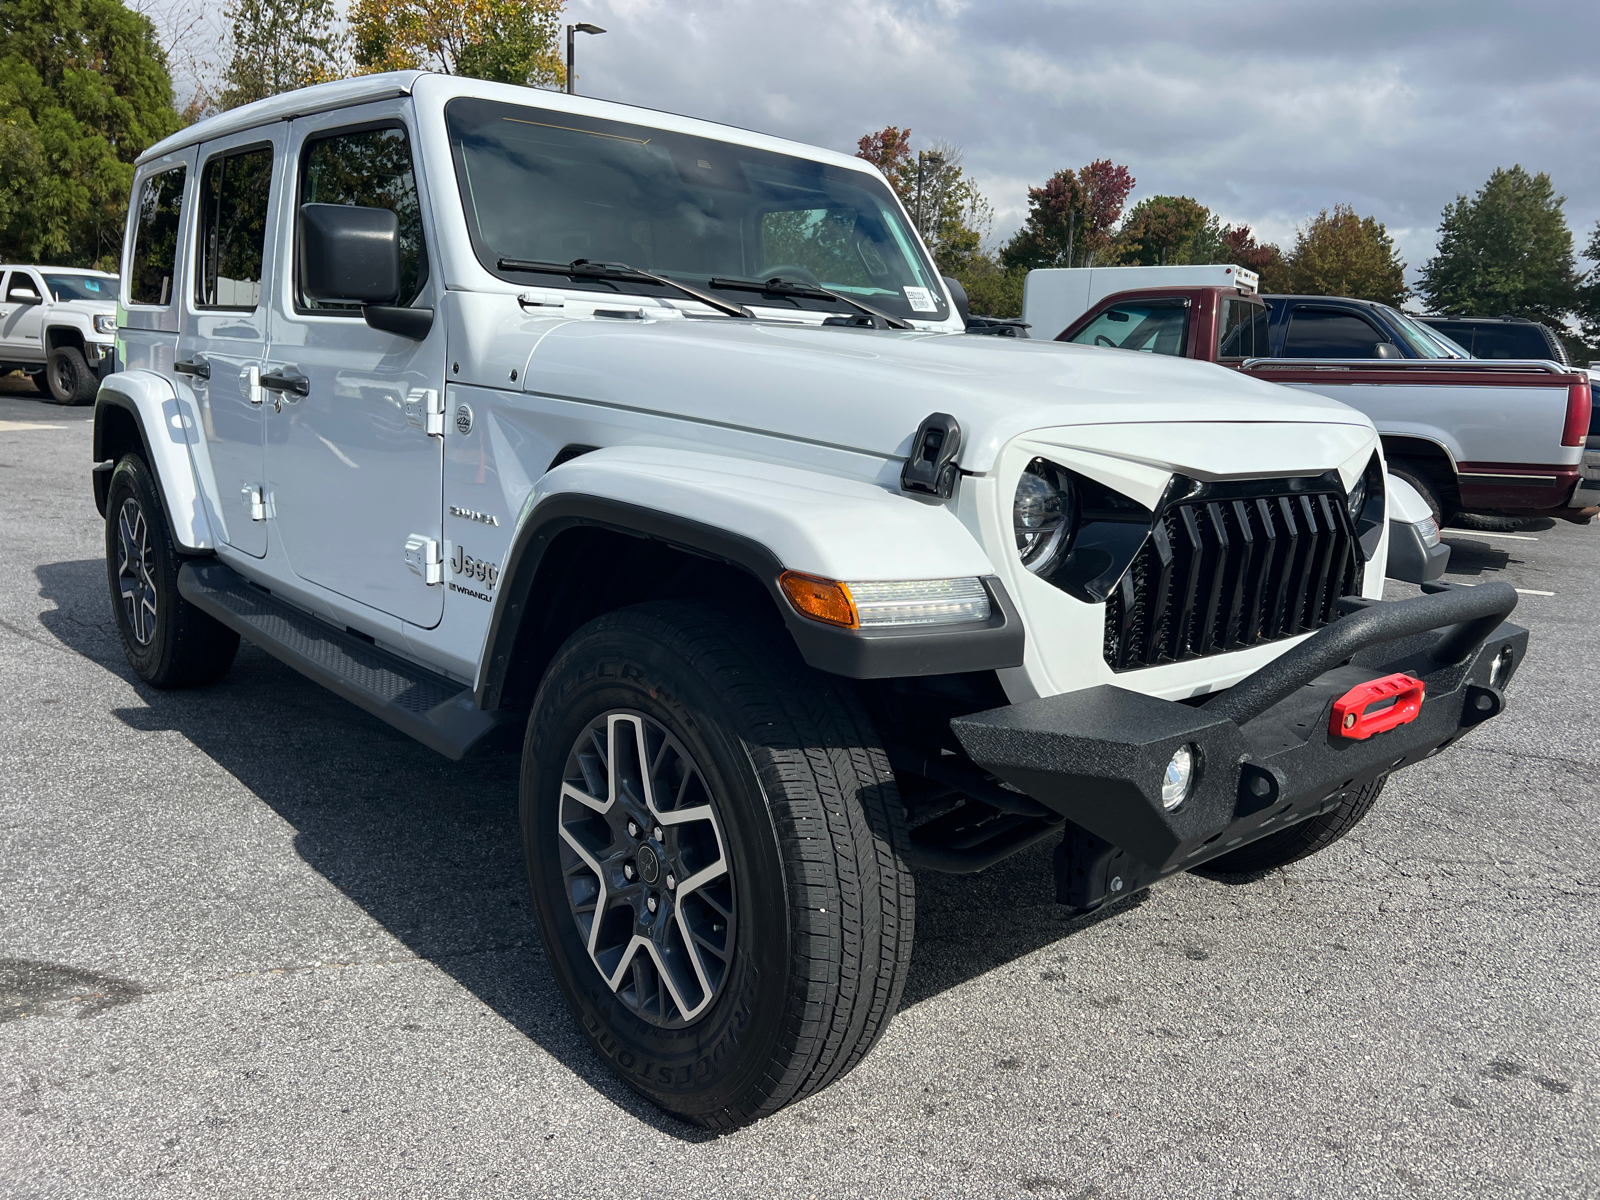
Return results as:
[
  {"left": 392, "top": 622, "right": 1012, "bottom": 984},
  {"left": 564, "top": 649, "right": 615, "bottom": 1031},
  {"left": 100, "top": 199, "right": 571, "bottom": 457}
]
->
[
  {"left": 1066, "top": 299, "right": 1189, "bottom": 355},
  {"left": 43, "top": 273, "right": 119, "bottom": 302},
  {"left": 445, "top": 97, "right": 949, "bottom": 323},
  {"left": 1381, "top": 306, "right": 1458, "bottom": 358}
]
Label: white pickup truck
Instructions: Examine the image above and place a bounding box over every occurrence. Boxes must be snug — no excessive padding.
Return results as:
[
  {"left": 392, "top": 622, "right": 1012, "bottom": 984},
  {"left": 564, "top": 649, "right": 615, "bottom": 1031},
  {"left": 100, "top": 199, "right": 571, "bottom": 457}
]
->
[
  {"left": 0, "top": 264, "right": 119, "bottom": 403},
  {"left": 95, "top": 71, "right": 1528, "bottom": 1127}
]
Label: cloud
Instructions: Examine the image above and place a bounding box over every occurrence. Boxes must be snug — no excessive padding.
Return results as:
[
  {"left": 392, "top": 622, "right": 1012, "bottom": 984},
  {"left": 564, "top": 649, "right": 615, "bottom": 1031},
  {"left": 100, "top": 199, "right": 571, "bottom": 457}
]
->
[{"left": 569, "top": 0, "right": 1600, "bottom": 275}]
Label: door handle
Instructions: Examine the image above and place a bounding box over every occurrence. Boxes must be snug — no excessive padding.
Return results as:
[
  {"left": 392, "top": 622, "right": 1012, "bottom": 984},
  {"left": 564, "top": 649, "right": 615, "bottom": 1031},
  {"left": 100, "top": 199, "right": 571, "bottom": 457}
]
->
[
  {"left": 174, "top": 358, "right": 211, "bottom": 380},
  {"left": 259, "top": 370, "right": 309, "bottom": 396}
]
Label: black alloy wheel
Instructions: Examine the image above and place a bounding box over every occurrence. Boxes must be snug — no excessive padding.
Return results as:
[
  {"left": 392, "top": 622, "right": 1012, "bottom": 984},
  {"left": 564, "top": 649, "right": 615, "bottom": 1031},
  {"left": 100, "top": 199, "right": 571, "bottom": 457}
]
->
[
  {"left": 103, "top": 454, "right": 240, "bottom": 688},
  {"left": 557, "top": 710, "right": 736, "bottom": 1028}
]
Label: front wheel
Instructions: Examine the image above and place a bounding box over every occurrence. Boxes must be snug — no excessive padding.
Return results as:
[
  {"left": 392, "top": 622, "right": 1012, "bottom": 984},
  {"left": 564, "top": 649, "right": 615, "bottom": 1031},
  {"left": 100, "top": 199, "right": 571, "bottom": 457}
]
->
[
  {"left": 46, "top": 346, "right": 97, "bottom": 405},
  {"left": 521, "top": 602, "right": 914, "bottom": 1128},
  {"left": 1203, "top": 776, "right": 1386, "bottom": 874}
]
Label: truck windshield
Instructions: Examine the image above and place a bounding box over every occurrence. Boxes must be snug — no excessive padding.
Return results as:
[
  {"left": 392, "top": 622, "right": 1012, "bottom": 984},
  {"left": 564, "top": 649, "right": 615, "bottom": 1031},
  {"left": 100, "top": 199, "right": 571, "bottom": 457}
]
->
[
  {"left": 1065, "top": 299, "right": 1188, "bottom": 355},
  {"left": 445, "top": 97, "right": 949, "bottom": 323},
  {"left": 1380, "top": 306, "right": 1460, "bottom": 359},
  {"left": 43, "top": 274, "right": 118, "bottom": 302}
]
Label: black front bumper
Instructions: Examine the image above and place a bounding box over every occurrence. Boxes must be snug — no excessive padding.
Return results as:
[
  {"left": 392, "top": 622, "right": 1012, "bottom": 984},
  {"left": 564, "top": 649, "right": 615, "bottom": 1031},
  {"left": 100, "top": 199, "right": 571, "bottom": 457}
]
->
[{"left": 951, "top": 583, "right": 1525, "bottom": 909}]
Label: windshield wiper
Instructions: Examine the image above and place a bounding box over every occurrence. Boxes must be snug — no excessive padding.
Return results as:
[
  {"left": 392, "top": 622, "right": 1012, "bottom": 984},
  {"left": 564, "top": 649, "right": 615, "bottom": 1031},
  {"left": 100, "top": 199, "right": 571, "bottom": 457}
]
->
[
  {"left": 496, "top": 258, "right": 753, "bottom": 319},
  {"left": 707, "top": 276, "right": 914, "bottom": 330}
]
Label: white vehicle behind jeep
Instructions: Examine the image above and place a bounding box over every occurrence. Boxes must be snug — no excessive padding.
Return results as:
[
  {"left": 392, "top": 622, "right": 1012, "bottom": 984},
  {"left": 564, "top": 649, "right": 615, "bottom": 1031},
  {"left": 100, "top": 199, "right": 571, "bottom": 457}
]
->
[
  {"left": 0, "top": 265, "right": 118, "bottom": 404},
  {"left": 94, "top": 71, "right": 1528, "bottom": 1128}
]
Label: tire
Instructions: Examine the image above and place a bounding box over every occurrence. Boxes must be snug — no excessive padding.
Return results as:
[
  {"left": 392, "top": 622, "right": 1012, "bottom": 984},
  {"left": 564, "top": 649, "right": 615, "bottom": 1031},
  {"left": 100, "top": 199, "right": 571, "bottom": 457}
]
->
[
  {"left": 520, "top": 602, "right": 914, "bottom": 1128},
  {"left": 105, "top": 454, "right": 240, "bottom": 688},
  {"left": 1448, "top": 510, "right": 1536, "bottom": 533},
  {"left": 1203, "top": 776, "right": 1386, "bottom": 874},
  {"left": 1387, "top": 460, "right": 1444, "bottom": 528},
  {"left": 46, "top": 345, "right": 97, "bottom": 405}
]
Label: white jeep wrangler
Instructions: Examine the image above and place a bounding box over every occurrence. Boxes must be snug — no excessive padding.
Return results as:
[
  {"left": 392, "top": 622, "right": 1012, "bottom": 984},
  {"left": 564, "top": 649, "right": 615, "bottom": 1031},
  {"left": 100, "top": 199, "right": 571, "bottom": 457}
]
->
[
  {"left": 95, "top": 71, "right": 1526, "bottom": 1128},
  {"left": 0, "top": 264, "right": 118, "bottom": 403}
]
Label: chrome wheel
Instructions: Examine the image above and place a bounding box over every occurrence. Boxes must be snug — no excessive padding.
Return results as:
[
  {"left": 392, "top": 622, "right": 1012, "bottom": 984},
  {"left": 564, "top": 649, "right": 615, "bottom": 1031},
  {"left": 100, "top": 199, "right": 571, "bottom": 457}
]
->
[
  {"left": 557, "top": 711, "right": 735, "bottom": 1028},
  {"left": 116, "top": 497, "right": 158, "bottom": 646}
]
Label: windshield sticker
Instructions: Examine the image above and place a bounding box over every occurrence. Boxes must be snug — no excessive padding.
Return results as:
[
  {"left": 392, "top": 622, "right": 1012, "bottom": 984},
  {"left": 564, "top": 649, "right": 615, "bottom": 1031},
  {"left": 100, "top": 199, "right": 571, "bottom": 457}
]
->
[{"left": 903, "top": 286, "right": 937, "bottom": 313}]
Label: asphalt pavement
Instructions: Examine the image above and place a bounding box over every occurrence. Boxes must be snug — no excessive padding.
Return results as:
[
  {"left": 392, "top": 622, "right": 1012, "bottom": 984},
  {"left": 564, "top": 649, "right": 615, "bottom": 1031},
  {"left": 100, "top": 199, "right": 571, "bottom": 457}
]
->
[{"left": 1, "top": 375, "right": 1596, "bottom": 1198}]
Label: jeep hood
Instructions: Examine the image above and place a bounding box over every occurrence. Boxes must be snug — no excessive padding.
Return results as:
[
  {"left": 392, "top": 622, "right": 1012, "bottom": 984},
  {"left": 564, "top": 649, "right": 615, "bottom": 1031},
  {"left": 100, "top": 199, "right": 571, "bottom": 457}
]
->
[{"left": 517, "top": 314, "right": 1373, "bottom": 473}]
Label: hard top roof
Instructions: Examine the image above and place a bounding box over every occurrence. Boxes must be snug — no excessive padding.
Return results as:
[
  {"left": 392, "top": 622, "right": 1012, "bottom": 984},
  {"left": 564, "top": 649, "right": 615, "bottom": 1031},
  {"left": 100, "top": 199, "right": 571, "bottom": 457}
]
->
[
  {"left": 2, "top": 264, "right": 118, "bottom": 275},
  {"left": 136, "top": 72, "right": 878, "bottom": 180}
]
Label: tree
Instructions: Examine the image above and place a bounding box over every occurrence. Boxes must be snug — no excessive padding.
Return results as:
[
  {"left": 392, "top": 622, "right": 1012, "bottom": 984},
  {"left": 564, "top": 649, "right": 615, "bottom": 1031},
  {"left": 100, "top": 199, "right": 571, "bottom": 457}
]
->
[
  {"left": 1002, "top": 159, "right": 1134, "bottom": 270},
  {"left": 1222, "top": 225, "right": 1290, "bottom": 292},
  {"left": 351, "top": 0, "right": 566, "bottom": 88},
  {"left": 1117, "top": 195, "right": 1209, "bottom": 266},
  {"left": 1573, "top": 221, "right": 1600, "bottom": 364},
  {"left": 1417, "top": 166, "right": 1577, "bottom": 325},
  {"left": 1282, "top": 204, "right": 1407, "bottom": 305},
  {"left": 853, "top": 127, "right": 992, "bottom": 275},
  {"left": 0, "top": 0, "right": 182, "bottom": 268},
  {"left": 217, "top": 0, "right": 346, "bottom": 110}
]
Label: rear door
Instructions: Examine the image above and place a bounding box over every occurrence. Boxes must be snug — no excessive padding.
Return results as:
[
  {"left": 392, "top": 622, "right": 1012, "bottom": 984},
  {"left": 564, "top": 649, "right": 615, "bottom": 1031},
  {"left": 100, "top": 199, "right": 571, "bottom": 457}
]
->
[
  {"left": 265, "top": 107, "right": 445, "bottom": 627},
  {"left": 174, "top": 127, "right": 285, "bottom": 559}
]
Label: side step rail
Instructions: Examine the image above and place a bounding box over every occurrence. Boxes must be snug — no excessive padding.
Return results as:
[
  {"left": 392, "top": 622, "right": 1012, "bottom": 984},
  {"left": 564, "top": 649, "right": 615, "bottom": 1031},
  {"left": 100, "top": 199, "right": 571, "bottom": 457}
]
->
[{"left": 177, "top": 560, "right": 523, "bottom": 761}]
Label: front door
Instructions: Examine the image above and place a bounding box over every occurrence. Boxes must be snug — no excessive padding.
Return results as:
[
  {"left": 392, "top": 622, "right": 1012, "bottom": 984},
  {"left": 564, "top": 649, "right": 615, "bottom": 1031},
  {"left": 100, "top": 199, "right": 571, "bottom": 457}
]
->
[
  {"left": 1, "top": 270, "right": 48, "bottom": 363},
  {"left": 174, "top": 129, "right": 284, "bottom": 559},
  {"left": 265, "top": 109, "right": 445, "bottom": 628}
]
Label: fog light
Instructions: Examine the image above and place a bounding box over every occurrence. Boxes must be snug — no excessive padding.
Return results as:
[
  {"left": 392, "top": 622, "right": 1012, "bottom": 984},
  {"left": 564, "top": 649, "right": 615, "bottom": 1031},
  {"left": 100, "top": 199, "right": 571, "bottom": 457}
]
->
[
  {"left": 1162, "top": 745, "right": 1197, "bottom": 810},
  {"left": 1490, "top": 644, "right": 1514, "bottom": 690}
]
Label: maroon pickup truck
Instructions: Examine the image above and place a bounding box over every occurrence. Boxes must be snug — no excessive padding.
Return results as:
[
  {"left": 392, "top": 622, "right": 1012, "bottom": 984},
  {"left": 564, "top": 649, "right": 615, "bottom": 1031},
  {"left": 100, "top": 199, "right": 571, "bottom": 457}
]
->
[{"left": 1050, "top": 284, "right": 1594, "bottom": 526}]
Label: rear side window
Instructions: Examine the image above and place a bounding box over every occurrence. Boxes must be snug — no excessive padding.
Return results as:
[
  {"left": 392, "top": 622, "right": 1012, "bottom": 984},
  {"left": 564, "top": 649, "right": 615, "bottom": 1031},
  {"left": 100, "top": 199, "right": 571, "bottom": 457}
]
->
[
  {"left": 1467, "top": 324, "right": 1558, "bottom": 361},
  {"left": 298, "top": 126, "right": 428, "bottom": 311},
  {"left": 1066, "top": 300, "right": 1189, "bottom": 355},
  {"left": 1283, "top": 309, "right": 1390, "bottom": 358},
  {"left": 128, "top": 166, "right": 187, "bottom": 306},
  {"left": 196, "top": 146, "right": 274, "bottom": 309},
  {"left": 1218, "top": 298, "right": 1270, "bottom": 359}
]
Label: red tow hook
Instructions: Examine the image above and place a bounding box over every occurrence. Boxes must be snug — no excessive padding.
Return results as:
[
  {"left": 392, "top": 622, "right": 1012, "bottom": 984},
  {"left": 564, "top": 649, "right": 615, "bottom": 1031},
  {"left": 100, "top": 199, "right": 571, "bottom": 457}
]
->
[{"left": 1329, "top": 673, "right": 1426, "bottom": 740}]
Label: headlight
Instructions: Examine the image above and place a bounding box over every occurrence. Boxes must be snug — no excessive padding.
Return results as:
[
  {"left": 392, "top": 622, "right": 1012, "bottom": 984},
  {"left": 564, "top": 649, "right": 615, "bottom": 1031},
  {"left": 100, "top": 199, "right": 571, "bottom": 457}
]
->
[
  {"left": 1345, "top": 474, "right": 1367, "bottom": 522},
  {"left": 93, "top": 313, "right": 117, "bottom": 335},
  {"left": 1014, "top": 458, "right": 1075, "bottom": 574}
]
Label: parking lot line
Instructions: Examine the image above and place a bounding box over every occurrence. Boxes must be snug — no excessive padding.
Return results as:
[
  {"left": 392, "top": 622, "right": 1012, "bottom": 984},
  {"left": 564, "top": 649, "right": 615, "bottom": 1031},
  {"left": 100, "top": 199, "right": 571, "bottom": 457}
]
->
[
  {"left": 1514, "top": 588, "right": 1555, "bottom": 596},
  {"left": 0, "top": 420, "right": 67, "bottom": 432},
  {"left": 1441, "top": 529, "right": 1539, "bottom": 540}
]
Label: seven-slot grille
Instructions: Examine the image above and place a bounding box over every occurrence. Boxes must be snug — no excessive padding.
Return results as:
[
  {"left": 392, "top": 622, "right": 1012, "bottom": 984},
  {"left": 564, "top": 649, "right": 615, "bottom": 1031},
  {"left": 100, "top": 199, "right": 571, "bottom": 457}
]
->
[{"left": 1104, "top": 488, "right": 1361, "bottom": 671}]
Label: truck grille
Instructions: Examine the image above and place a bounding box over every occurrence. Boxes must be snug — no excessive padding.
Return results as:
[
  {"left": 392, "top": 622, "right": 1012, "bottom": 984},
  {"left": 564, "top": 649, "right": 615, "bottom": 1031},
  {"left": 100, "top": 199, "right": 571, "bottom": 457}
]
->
[{"left": 1104, "top": 489, "right": 1361, "bottom": 672}]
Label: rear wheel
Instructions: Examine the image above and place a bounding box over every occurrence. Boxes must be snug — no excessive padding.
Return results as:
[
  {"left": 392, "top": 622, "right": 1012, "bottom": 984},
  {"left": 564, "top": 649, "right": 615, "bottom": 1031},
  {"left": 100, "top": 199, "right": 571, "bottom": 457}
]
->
[
  {"left": 46, "top": 346, "right": 97, "bottom": 405},
  {"left": 105, "top": 454, "right": 240, "bottom": 687},
  {"left": 521, "top": 602, "right": 914, "bottom": 1128},
  {"left": 1203, "top": 776, "right": 1386, "bottom": 874},
  {"left": 1448, "top": 510, "right": 1535, "bottom": 533}
]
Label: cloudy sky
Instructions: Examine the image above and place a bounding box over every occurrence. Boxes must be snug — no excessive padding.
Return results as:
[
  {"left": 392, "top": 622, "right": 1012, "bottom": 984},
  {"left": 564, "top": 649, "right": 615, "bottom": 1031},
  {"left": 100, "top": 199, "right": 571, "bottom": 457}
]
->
[{"left": 154, "top": 0, "right": 1600, "bottom": 285}]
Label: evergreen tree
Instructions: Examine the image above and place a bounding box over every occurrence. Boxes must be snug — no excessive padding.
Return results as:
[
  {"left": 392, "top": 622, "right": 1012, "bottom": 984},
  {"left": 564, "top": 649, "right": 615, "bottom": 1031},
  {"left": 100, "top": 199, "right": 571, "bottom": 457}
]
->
[
  {"left": 0, "top": 0, "right": 181, "bottom": 268},
  {"left": 1417, "top": 166, "right": 1577, "bottom": 325},
  {"left": 1284, "top": 204, "right": 1408, "bottom": 305}
]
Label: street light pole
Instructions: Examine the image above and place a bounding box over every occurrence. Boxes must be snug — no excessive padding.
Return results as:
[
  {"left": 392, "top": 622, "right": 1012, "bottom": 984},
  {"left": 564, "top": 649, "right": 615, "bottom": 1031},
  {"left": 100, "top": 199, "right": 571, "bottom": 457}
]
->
[{"left": 566, "top": 23, "right": 607, "bottom": 95}]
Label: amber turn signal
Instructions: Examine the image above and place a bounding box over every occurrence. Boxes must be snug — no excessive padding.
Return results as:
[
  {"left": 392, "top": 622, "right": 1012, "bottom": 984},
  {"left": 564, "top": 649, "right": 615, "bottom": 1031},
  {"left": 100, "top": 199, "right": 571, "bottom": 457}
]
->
[{"left": 778, "top": 571, "right": 858, "bottom": 628}]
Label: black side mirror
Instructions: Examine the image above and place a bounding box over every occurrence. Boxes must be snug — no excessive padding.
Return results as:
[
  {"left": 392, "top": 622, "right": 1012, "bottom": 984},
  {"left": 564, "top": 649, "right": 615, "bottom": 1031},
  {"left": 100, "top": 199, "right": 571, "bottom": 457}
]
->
[
  {"left": 942, "top": 274, "right": 971, "bottom": 326},
  {"left": 299, "top": 202, "right": 433, "bottom": 339},
  {"left": 1373, "top": 341, "right": 1402, "bottom": 359}
]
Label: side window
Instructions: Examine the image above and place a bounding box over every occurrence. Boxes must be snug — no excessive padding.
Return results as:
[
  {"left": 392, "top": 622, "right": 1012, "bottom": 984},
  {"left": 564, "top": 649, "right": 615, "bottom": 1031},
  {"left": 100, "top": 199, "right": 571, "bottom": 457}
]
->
[
  {"left": 1218, "top": 298, "right": 1270, "bottom": 359},
  {"left": 196, "top": 146, "right": 274, "bottom": 309},
  {"left": 1471, "top": 325, "right": 1549, "bottom": 361},
  {"left": 5, "top": 272, "right": 42, "bottom": 303},
  {"left": 128, "top": 166, "right": 187, "bottom": 306},
  {"left": 1282, "top": 309, "right": 1390, "bottom": 358},
  {"left": 1066, "top": 300, "right": 1189, "bottom": 356},
  {"left": 298, "top": 126, "right": 428, "bottom": 311}
]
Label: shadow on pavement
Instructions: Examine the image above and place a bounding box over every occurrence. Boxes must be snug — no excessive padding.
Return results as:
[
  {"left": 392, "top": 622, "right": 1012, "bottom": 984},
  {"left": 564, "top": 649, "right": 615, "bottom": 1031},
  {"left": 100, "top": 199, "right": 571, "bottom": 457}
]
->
[{"left": 34, "top": 556, "right": 1128, "bottom": 1134}]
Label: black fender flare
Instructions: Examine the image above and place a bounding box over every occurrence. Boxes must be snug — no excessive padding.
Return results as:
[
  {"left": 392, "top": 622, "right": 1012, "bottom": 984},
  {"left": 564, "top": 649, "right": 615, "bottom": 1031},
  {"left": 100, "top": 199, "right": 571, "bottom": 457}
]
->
[{"left": 475, "top": 494, "right": 1025, "bottom": 708}]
